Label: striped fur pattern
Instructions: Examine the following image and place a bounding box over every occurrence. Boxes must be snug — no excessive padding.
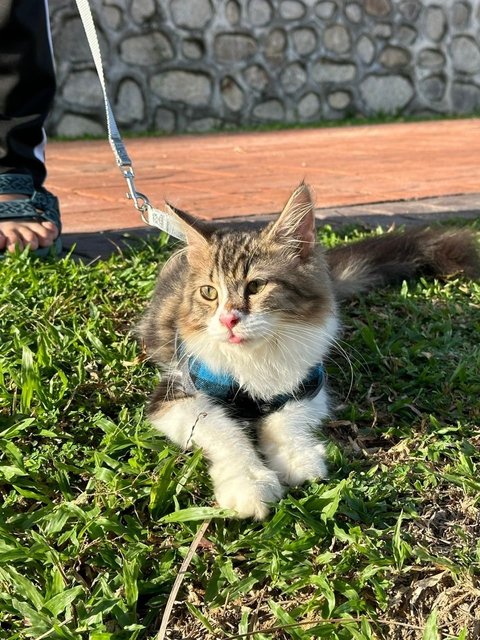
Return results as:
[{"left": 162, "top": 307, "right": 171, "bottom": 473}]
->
[
  {"left": 139, "top": 183, "right": 479, "bottom": 519},
  {"left": 327, "top": 227, "right": 480, "bottom": 300}
]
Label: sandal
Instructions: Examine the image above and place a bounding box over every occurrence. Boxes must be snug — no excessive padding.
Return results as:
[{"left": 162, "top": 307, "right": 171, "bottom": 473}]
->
[{"left": 0, "top": 173, "right": 62, "bottom": 257}]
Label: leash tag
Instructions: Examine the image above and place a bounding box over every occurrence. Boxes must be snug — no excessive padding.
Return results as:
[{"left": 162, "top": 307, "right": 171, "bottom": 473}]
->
[{"left": 143, "top": 204, "right": 187, "bottom": 242}]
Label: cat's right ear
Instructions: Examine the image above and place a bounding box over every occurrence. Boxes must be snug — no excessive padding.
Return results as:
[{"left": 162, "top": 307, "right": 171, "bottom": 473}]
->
[
  {"left": 264, "top": 183, "right": 316, "bottom": 260},
  {"left": 164, "top": 203, "right": 211, "bottom": 259}
]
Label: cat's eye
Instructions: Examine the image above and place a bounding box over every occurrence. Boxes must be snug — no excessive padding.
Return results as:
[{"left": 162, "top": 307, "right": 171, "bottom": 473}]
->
[
  {"left": 246, "top": 279, "right": 267, "bottom": 295},
  {"left": 200, "top": 285, "right": 218, "bottom": 301}
]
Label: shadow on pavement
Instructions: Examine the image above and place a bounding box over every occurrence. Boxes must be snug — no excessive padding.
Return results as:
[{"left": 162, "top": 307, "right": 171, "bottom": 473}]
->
[{"left": 63, "top": 196, "right": 480, "bottom": 260}]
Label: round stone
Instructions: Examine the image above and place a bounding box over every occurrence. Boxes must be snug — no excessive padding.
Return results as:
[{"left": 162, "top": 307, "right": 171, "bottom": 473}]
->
[
  {"left": 328, "top": 91, "right": 351, "bottom": 109},
  {"left": 298, "top": 93, "right": 320, "bottom": 118},
  {"left": 360, "top": 75, "right": 414, "bottom": 113},
  {"left": 131, "top": 0, "right": 155, "bottom": 23},
  {"left": 280, "top": 63, "right": 307, "bottom": 93},
  {"left": 187, "top": 118, "right": 223, "bottom": 133},
  {"left": 154, "top": 108, "right": 176, "bottom": 133},
  {"left": 56, "top": 115, "right": 104, "bottom": 137},
  {"left": 365, "top": 0, "right": 391, "bottom": 17},
  {"left": 244, "top": 65, "right": 269, "bottom": 90},
  {"left": 323, "top": 25, "right": 351, "bottom": 54},
  {"left": 425, "top": 6, "right": 446, "bottom": 41},
  {"left": 452, "top": 1, "right": 471, "bottom": 28},
  {"left": 54, "top": 17, "right": 95, "bottom": 63},
  {"left": 247, "top": 0, "right": 272, "bottom": 25},
  {"left": 171, "top": 0, "right": 213, "bottom": 28},
  {"left": 397, "top": 26, "right": 417, "bottom": 45},
  {"left": 280, "top": 0, "right": 306, "bottom": 20},
  {"left": 357, "top": 35, "right": 375, "bottom": 64},
  {"left": 120, "top": 33, "right": 173, "bottom": 65},
  {"left": 419, "top": 75, "right": 446, "bottom": 102},
  {"left": 221, "top": 77, "right": 245, "bottom": 110},
  {"left": 63, "top": 70, "right": 103, "bottom": 107},
  {"left": 373, "top": 23, "right": 392, "bottom": 38},
  {"left": 315, "top": 1, "right": 336, "bottom": 19},
  {"left": 345, "top": 3, "right": 362, "bottom": 22},
  {"left": 292, "top": 28, "right": 317, "bottom": 55},
  {"left": 150, "top": 71, "right": 212, "bottom": 106},
  {"left": 104, "top": 7, "right": 122, "bottom": 29},
  {"left": 451, "top": 36, "right": 480, "bottom": 73},
  {"left": 253, "top": 100, "right": 285, "bottom": 120},
  {"left": 312, "top": 61, "right": 356, "bottom": 82},
  {"left": 399, "top": 0, "right": 421, "bottom": 20},
  {"left": 266, "top": 29, "right": 287, "bottom": 62},
  {"left": 451, "top": 83, "right": 480, "bottom": 112},
  {"left": 226, "top": 0, "right": 241, "bottom": 24},
  {"left": 418, "top": 48, "right": 445, "bottom": 69},
  {"left": 379, "top": 46, "right": 410, "bottom": 68},
  {"left": 116, "top": 79, "right": 144, "bottom": 122},
  {"left": 182, "top": 39, "right": 204, "bottom": 60},
  {"left": 215, "top": 34, "right": 256, "bottom": 62}
]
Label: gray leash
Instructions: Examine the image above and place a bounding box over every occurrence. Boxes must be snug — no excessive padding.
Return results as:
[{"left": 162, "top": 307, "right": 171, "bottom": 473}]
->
[{"left": 74, "top": 0, "right": 186, "bottom": 242}]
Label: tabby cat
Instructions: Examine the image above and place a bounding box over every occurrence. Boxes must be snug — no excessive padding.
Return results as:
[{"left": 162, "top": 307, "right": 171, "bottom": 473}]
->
[{"left": 139, "top": 184, "right": 479, "bottom": 520}]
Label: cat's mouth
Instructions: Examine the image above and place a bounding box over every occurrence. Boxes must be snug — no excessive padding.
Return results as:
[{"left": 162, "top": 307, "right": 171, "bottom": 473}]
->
[{"left": 223, "top": 326, "right": 246, "bottom": 344}]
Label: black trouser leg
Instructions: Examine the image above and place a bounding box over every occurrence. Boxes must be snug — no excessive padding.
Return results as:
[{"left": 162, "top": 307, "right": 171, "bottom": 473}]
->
[{"left": 0, "top": 0, "right": 55, "bottom": 189}]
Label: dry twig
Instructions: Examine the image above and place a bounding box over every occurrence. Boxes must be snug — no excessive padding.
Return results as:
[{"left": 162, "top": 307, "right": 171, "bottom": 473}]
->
[{"left": 156, "top": 519, "right": 211, "bottom": 640}]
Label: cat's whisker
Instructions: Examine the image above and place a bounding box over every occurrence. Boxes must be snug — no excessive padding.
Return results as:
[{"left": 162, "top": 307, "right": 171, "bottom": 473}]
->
[
  {"left": 269, "top": 325, "right": 356, "bottom": 398},
  {"left": 258, "top": 328, "right": 314, "bottom": 379},
  {"left": 142, "top": 336, "right": 177, "bottom": 362},
  {"left": 163, "top": 330, "right": 214, "bottom": 402},
  {"left": 281, "top": 324, "right": 356, "bottom": 397},
  {"left": 331, "top": 335, "right": 369, "bottom": 373},
  {"left": 163, "top": 335, "right": 197, "bottom": 400}
]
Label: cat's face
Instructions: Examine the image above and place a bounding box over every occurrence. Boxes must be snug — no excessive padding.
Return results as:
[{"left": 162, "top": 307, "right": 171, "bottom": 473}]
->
[
  {"left": 178, "top": 231, "right": 330, "bottom": 347},
  {"left": 173, "top": 184, "right": 336, "bottom": 355}
]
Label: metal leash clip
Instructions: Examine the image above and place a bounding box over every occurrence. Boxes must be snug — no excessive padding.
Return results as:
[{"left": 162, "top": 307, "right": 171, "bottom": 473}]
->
[
  {"left": 122, "top": 166, "right": 186, "bottom": 241},
  {"left": 123, "top": 166, "right": 150, "bottom": 220}
]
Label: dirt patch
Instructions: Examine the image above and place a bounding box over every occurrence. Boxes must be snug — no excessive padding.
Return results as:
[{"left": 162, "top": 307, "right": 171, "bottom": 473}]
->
[{"left": 386, "top": 484, "right": 480, "bottom": 639}]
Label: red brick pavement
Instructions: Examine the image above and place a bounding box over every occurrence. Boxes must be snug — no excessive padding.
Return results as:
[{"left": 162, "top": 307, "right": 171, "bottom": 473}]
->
[{"left": 45, "top": 119, "right": 480, "bottom": 234}]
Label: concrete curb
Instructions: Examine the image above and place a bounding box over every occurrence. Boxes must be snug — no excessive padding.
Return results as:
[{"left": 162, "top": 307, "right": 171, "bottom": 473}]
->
[{"left": 62, "top": 193, "right": 480, "bottom": 260}]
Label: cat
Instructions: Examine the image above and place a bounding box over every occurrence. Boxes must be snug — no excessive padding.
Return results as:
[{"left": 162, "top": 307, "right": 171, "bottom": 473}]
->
[{"left": 139, "top": 183, "right": 479, "bottom": 520}]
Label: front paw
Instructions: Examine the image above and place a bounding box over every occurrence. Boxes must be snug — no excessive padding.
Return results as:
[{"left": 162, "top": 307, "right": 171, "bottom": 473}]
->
[
  {"left": 264, "top": 442, "right": 328, "bottom": 487},
  {"left": 211, "top": 466, "right": 284, "bottom": 520}
]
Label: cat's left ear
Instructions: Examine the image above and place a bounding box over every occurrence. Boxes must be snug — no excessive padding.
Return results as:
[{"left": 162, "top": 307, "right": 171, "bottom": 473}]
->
[
  {"left": 164, "top": 203, "right": 213, "bottom": 266},
  {"left": 164, "top": 203, "right": 212, "bottom": 246},
  {"left": 265, "top": 182, "right": 316, "bottom": 259}
]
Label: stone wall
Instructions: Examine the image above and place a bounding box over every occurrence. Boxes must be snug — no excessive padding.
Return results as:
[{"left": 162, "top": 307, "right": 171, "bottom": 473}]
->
[{"left": 47, "top": 0, "right": 480, "bottom": 136}]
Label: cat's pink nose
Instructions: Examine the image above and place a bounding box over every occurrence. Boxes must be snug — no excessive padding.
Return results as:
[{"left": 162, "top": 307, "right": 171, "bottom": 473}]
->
[{"left": 219, "top": 312, "right": 240, "bottom": 330}]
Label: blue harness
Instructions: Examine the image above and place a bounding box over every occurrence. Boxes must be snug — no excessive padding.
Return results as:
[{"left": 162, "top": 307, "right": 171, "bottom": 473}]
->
[{"left": 178, "top": 344, "right": 325, "bottom": 421}]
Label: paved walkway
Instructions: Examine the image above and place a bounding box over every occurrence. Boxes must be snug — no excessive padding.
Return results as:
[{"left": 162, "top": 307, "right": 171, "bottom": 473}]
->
[{"left": 44, "top": 119, "right": 480, "bottom": 257}]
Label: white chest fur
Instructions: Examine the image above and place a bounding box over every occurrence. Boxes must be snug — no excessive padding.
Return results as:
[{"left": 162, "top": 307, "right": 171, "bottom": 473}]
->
[{"left": 183, "top": 314, "right": 338, "bottom": 400}]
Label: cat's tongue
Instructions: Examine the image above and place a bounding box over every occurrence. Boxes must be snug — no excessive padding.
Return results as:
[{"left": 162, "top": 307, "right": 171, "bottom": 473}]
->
[{"left": 228, "top": 333, "right": 244, "bottom": 344}]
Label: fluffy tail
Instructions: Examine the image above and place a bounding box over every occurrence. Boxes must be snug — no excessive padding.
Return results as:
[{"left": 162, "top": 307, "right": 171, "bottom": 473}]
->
[{"left": 326, "top": 227, "right": 480, "bottom": 300}]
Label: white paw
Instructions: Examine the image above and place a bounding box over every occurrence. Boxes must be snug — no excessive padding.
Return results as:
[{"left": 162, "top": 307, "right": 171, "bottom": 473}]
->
[
  {"left": 264, "top": 442, "right": 328, "bottom": 487},
  {"left": 211, "top": 466, "right": 284, "bottom": 520}
]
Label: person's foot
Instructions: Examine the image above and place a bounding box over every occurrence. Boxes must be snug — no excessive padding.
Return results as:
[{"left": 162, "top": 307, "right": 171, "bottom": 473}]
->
[{"left": 0, "top": 194, "right": 59, "bottom": 253}]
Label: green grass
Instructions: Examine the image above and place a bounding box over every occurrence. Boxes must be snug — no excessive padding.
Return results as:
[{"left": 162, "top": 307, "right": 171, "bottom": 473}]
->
[
  {"left": 1, "top": 226, "right": 479, "bottom": 640},
  {"left": 51, "top": 110, "right": 480, "bottom": 142}
]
